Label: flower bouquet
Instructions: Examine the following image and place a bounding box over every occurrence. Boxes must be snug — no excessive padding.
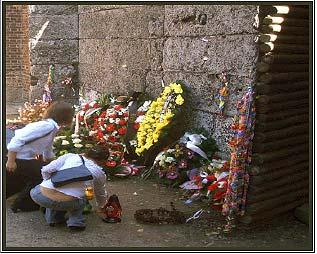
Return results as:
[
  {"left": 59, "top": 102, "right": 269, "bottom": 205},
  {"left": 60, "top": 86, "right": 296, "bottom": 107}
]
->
[
  {"left": 75, "top": 92, "right": 149, "bottom": 176},
  {"left": 180, "top": 159, "right": 230, "bottom": 210},
  {"left": 17, "top": 99, "right": 50, "bottom": 125},
  {"left": 135, "top": 81, "right": 190, "bottom": 166},
  {"left": 143, "top": 129, "right": 218, "bottom": 187}
]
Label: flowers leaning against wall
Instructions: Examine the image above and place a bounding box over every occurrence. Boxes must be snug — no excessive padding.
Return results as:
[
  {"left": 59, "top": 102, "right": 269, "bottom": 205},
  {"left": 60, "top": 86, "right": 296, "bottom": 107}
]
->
[{"left": 135, "top": 82, "right": 186, "bottom": 157}]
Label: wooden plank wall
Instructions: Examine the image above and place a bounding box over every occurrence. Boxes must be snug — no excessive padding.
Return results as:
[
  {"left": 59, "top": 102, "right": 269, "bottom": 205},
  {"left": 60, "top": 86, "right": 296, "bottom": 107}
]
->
[{"left": 241, "top": 5, "right": 310, "bottom": 224}]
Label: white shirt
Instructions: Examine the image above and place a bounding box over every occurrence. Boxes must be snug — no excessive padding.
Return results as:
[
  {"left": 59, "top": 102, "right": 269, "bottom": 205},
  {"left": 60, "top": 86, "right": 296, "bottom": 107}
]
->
[
  {"left": 7, "top": 118, "right": 59, "bottom": 160},
  {"left": 40, "top": 153, "right": 108, "bottom": 208}
]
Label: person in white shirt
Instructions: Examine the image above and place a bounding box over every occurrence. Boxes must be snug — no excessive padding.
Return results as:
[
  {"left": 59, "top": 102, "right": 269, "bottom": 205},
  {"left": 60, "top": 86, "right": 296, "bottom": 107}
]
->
[
  {"left": 30, "top": 145, "right": 109, "bottom": 231},
  {"left": 6, "top": 101, "right": 74, "bottom": 212}
]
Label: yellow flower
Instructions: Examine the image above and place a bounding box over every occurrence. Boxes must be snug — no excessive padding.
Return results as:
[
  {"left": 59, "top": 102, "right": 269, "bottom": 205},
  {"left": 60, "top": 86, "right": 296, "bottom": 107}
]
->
[
  {"left": 164, "top": 111, "right": 174, "bottom": 120},
  {"left": 173, "top": 84, "right": 183, "bottom": 94},
  {"left": 163, "top": 86, "right": 172, "bottom": 94},
  {"left": 175, "top": 94, "right": 184, "bottom": 105}
]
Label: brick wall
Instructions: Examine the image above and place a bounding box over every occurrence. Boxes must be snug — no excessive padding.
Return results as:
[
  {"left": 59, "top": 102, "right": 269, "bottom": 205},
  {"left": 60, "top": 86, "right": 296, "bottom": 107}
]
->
[{"left": 5, "top": 5, "right": 30, "bottom": 104}]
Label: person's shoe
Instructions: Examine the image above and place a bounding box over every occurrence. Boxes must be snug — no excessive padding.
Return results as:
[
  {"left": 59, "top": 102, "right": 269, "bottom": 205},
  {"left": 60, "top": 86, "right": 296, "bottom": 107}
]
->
[{"left": 68, "top": 226, "right": 86, "bottom": 232}]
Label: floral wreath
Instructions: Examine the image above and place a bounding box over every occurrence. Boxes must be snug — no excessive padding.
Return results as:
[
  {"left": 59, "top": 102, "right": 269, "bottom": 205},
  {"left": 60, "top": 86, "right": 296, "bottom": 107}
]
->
[{"left": 135, "top": 82, "right": 185, "bottom": 156}]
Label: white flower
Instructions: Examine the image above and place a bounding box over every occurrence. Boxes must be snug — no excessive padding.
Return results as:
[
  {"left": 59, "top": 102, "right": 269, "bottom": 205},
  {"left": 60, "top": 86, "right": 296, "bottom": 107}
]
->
[
  {"left": 89, "top": 130, "right": 97, "bottom": 136},
  {"left": 115, "top": 118, "right": 120, "bottom": 124},
  {"left": 54, "top": 136, "right": 67, "bottom": 142},
  {"left": 100, "top": 126, "right": 105, "bottom": 131},
  {"left": 71, "top": 134, "right": 79, "bottom": 138},
  {"left": 85, "top": 144, "right": 93, "bottom": 148},
  {"left": 165, "top": 156, "right": 175, "bottom": 163},
  {"left": 202, "top": 178, "right": 208, "bottom": 184},
  {"left": 74, "top": 143, "right": 83, "bottom": 148},
  {"left": 129, "top": 140, "right": 137, "bottom": 146},
  {"left": 166, "top": 149, "right": 175, "bottom": 153},
  {"left": 72, "top": 138, "right": 82, "bottom": 144},
  {"left": 135, "top": 115, "right": 144, "bottom": 123},
  {"left": 61, "top": 140, "right": 70, "bottom": 145},
  {"left": 89, "top": 101, "right": 97, "bottom": 107},
  {"left": 109, "top": 118, "right": 115, "bottom": 123}
]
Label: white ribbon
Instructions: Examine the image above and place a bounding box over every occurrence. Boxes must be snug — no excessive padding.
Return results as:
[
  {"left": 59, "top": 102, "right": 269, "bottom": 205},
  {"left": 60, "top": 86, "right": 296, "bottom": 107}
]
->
[{"left": 180, "top": 132, "right": 208, "bottom": 160}]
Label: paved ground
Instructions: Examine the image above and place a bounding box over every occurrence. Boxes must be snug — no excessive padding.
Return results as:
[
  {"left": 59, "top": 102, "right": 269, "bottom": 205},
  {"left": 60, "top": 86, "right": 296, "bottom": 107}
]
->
[{"left": 4, "top": 177, "right": 312, "bottom": 251}]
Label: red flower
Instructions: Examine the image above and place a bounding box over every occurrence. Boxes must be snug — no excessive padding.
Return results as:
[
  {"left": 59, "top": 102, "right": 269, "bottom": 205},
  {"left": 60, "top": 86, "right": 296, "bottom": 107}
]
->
[
  {"left": 100, "top": 120, "right": 105, "bottom": 126},
  {"left": 213, "top": 191, "right": 225, "bottom": 200},
  {"left": 106, "top": 160, "right": 117, "bottom": 167},
  {"left": 84, "top": 104, "right": 90, "bottom": 110},
  {"left": 108, "top": 136, "right": 117, "bottom": 143},
  {"left": 118, "top": 119, "right": 127, "bottom": 126},
  {"left": 133, "top": 123, "right": 140, "bottom": 130},
  {"left": 206, "top": 175, "right": 216, "bottom": 182},
  {"left": 97, "top": 130, "right": 104, "bottom": 139},
  {"left": 109, "top": 114, "right": 117, "bottom": 118},
  {"left": 118, "top": 127, "right": 127, "bottom": 135},
  {"left": 100, "top": 111, "right": 107, "bottom": 118},
  {"left": 106, "top": 124, "right": 115, "bottom": 132},
  {"left": 93, "top": 103, "right": 100, "bottom": 108},
  {"left": 123, "top": 112, "right": 129, "bottom": 117},
  {"left": 207, "top": 183, "right": 218, "bottom": 192},
  {"left": 114, "top": 105, "right": 123, "bottom": 110},
  {"left": 78, "top": 115, "right": 84, "bottom": 121}
]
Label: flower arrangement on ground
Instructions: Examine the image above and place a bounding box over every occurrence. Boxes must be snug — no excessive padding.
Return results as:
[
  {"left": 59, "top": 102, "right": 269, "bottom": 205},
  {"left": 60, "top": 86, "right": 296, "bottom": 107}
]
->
[
  {"left": 73, "top": 92, "right": 149, "bottom": 176},
  {"left": 180, "top": 159, "right": 230, "bottom": 210},
  {"left": 135, "top": 82, "right": 190, "bottom": 166},
  {"left": 142, "top": 129, "right": 218, "bottom": 187},
  {"left": 17, "top": 99, "right": 50, "bottom": 124}
]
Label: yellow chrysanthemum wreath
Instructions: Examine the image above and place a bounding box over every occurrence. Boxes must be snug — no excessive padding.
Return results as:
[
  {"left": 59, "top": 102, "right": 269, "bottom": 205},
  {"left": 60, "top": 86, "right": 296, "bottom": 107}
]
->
[{"left": 135, "top": 82, "right": 185, "bottom": 156}]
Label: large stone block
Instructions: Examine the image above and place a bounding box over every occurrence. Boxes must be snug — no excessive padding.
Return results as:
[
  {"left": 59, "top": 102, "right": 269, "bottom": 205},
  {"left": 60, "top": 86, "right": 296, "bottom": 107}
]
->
[
  {"left": 163, "top": 35, "right": 258, "bottom": 76},
  {"left": 192, "top": 110, "right": 233, "bottom": 157},
  {"left": 30, "top": 40, "right": 78, "bottom": 65},
  {"left": 150, "top": 39, "right": 164, "bottom": 71},
  {"left": 78, "top": 5, "right": 143, "bottom": 14},
  {"left": 154, "top": 71, "right": 254, "bottom": 117},
  {"left": 177, "top": 109, "right": 233, "bottom": 156},
  {"left": 79, "top": 6, "right": 164, "bottom": 39},
  {"left": 29, "top": 5, "right": 78, "bottom": 15},
  {"left": 145, "top": 71, "right": 164, "bottom": 98},
  {"left": 29, "top": 84, "right": 44, "bottom": 102},
  {"left": 79, "top": 64, "right": 147, "bottom": 95},
  {"left": 31, "top": 64, "right": 77, "bottom": 87},
  {"left": 79, "top": 39, "right": 151, "bottom": 70},
  {"left": 164, "top": 5, "right": 258, "bottom": 36},
  {"left": 29, "top": 14, "right": 78, "bottom": 41}
]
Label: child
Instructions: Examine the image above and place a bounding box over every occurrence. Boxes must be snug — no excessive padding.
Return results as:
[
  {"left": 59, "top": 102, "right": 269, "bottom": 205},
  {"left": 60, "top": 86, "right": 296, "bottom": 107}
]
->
[
  {"left": 6, "top": 101, "right": 75, "bottom": 212},
  {"left": 30, "top": 145, "right": 109, "bottom": 231}
]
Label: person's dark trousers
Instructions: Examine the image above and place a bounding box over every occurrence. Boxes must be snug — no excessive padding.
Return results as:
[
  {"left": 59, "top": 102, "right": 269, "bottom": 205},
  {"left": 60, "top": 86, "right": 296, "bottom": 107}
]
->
[{"left": 5, "top": 158, "right": 44, "bottom": 212}]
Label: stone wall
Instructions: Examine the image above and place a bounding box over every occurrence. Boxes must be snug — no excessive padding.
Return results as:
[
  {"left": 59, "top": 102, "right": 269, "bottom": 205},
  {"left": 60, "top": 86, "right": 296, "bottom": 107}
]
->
[
  {"left": 28, "top": 5, "right": 79, "bottom": 103},
  {"left": 78, "top": 4, "right": 259, "bottom": 156},
  {"left": 5, "top": 5, "right": 30, "bottom": 105}
]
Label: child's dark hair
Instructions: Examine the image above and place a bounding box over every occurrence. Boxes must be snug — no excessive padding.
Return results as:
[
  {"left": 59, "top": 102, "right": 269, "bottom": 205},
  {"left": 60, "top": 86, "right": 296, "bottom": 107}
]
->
[
  {"left": 86, "top": 145, "right": 110, "bottom": 162},
  {"left": 43, "top": 101, "right": 74, "bottom": 125}
]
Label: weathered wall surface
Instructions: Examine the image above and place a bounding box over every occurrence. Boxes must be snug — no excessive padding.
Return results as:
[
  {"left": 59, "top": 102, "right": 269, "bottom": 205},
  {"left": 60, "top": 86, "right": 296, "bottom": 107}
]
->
[
  {"left": 78, "top": 4, "right": 259, "bottom": 156},
  {"left": 5, "top": 5, "right": 30, "bottom": 105},
  {"left": 28, "top": 5, "right": 79, "bottom": 103}
]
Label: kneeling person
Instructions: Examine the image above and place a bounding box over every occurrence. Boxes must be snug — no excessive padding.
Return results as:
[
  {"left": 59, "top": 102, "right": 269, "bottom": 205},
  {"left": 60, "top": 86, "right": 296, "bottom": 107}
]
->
[{"left": 30, "top": 145, "right": 109, "bottom": 231}]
